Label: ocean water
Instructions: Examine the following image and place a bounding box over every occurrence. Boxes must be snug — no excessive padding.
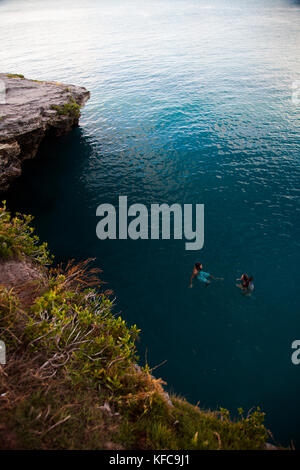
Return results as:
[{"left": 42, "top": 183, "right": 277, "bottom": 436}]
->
[{"left": 1, "top": 0, "right": 300, "bottom": 446}]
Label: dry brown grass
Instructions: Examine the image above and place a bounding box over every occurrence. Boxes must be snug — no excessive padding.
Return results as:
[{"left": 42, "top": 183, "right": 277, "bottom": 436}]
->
[{"left": 50, "top": 258, "right": 113, "bottom": 296}]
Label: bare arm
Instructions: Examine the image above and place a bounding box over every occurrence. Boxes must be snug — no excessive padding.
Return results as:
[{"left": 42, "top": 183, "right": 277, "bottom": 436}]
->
[{"left": 189, "top": 270, "right": 197, "bottom": 288}]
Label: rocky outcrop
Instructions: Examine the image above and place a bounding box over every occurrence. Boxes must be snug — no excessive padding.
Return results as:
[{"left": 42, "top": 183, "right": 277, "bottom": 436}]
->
[
  {"left": 0, "top": 73, "right": 90, "bottom": 191},
  {"left": 0, "top": 258, "right": 48, "bottom": 308}
]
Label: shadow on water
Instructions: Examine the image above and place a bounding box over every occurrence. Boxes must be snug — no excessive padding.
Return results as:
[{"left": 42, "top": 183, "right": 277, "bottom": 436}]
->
[
  {"left": 6, "top": 128, "right": 90, "bottom": 216},
  {"left": 5, "top": 127, "right": 97, "bottom": 263}
]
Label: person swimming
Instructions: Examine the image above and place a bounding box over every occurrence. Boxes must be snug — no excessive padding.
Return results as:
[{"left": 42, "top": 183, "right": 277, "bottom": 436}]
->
[
  {"left": 189, "top": 262, "right": 223, "bottom": 288},
  {"left": 236, "top": 273, "right": 254, "bottom": 295}
]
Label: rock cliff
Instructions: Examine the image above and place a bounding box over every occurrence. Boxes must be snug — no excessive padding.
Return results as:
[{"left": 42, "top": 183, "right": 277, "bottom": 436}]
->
[{"left": 0, "top": 73, "right": 90, "bottom": 191}]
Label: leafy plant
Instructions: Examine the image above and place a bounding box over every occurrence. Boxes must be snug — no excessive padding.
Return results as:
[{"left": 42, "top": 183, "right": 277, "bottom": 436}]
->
[
  {"left": 51, "top": 99, "right": 81, "bottom": 119},
  {"left": 0, "top": 201, "right": 52, "bottom": 265}
]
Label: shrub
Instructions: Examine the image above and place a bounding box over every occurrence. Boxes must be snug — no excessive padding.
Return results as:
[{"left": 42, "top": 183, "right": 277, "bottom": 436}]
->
[
  {"left": 5, "top": 73, "right": 25, "bottom": 79},
  {"left": 51, "top": 99, "right": 81, "bottom": 120},
  {"left": 0, "top": 202, "right": 52, "bottom": 265}
]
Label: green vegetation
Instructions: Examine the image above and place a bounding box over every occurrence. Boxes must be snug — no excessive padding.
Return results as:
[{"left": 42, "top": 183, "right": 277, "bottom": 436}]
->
[
  {"left": 0, "top": 202, "right": 51, "bottom": 264},
  {"left": 0, "top": 203, "right": 270, "bottom": 449},
  {"left": 51, "top": 98, "right": 81, "bottom": 120},
  {"left": 30, "top": 79, "right": 45, "bottom": 83},
  {"left": 5, "top": 73, "right": 25, "bottom": 79},
  {"left": 117, "top": 398, "right": 267, "bottom": 450}
]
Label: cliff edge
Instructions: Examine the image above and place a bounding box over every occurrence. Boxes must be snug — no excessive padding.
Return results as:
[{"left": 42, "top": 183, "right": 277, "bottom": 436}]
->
[
  {"left": 0, "top": 73, "right": 90, "bottom": 191},
  {"left": 0, "top": 204, "right": 271, "bottom": 450}
]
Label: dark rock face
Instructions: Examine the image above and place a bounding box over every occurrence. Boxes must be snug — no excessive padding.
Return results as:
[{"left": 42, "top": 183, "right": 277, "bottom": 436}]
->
[
  {"left": 0, "top": 74, "right": 90, "bottom": 191},
  {"left": 0, "top": 141, "right": 22, "bottom": 190}
]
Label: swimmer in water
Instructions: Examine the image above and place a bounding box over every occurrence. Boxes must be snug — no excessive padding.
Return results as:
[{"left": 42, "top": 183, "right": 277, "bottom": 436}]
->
[
  {"left": 236, "top": 273, "right": 254, "bottom": 295},
  {"left": 189, "top": 262, "right": 223, "bottom": 288}
]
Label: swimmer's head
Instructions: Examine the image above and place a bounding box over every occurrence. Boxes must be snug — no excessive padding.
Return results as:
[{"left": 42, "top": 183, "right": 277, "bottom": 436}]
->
[
  {"left": 241, "top": 273, "right": 248, "bottom": 281},
  {"left": 195, "top": 262, "right": 202, "bottom": 270}
]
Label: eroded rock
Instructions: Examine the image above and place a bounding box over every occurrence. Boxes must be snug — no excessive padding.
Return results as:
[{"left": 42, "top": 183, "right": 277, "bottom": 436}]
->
[
  {"left": 0, "top": 73, "right": 90, "bottom": 191},
  {"left": 0, "top": 258, "right": 48, "bottom": 307}
]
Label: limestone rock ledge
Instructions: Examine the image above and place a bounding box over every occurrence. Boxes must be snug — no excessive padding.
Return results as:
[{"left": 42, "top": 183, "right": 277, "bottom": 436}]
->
[{"left": 0, "top": 73, "right": 90, "bottom": 191}]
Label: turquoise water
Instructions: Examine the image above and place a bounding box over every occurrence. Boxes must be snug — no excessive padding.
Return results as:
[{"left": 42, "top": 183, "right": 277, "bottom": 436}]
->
[{"left": 2, "top": 0, "right": 300, "bottom": 446}]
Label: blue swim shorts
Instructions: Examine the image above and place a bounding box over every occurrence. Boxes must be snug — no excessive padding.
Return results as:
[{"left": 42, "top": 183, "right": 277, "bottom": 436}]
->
[{"left": 197, "top": 271, "right": 210, "bottom": 284}]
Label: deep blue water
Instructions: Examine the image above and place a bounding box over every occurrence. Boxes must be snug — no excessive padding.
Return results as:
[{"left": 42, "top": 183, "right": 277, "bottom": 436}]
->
[{"left": 1, "top": 0, "right": 300, "bottom": 446}]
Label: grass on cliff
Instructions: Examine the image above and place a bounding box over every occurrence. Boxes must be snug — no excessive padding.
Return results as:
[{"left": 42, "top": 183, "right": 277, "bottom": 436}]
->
[
  {"left": 51, "top": 98, "right": 81, "bottom": 120},
  {"left": 5, "top": 73, "right": 25, "bottom": 79},
  {"left": 0, "top": 202, "right": 51, "bottom": 264},
  {"left": 0, "top": 203, "right": 269, "bottom": 450}
]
